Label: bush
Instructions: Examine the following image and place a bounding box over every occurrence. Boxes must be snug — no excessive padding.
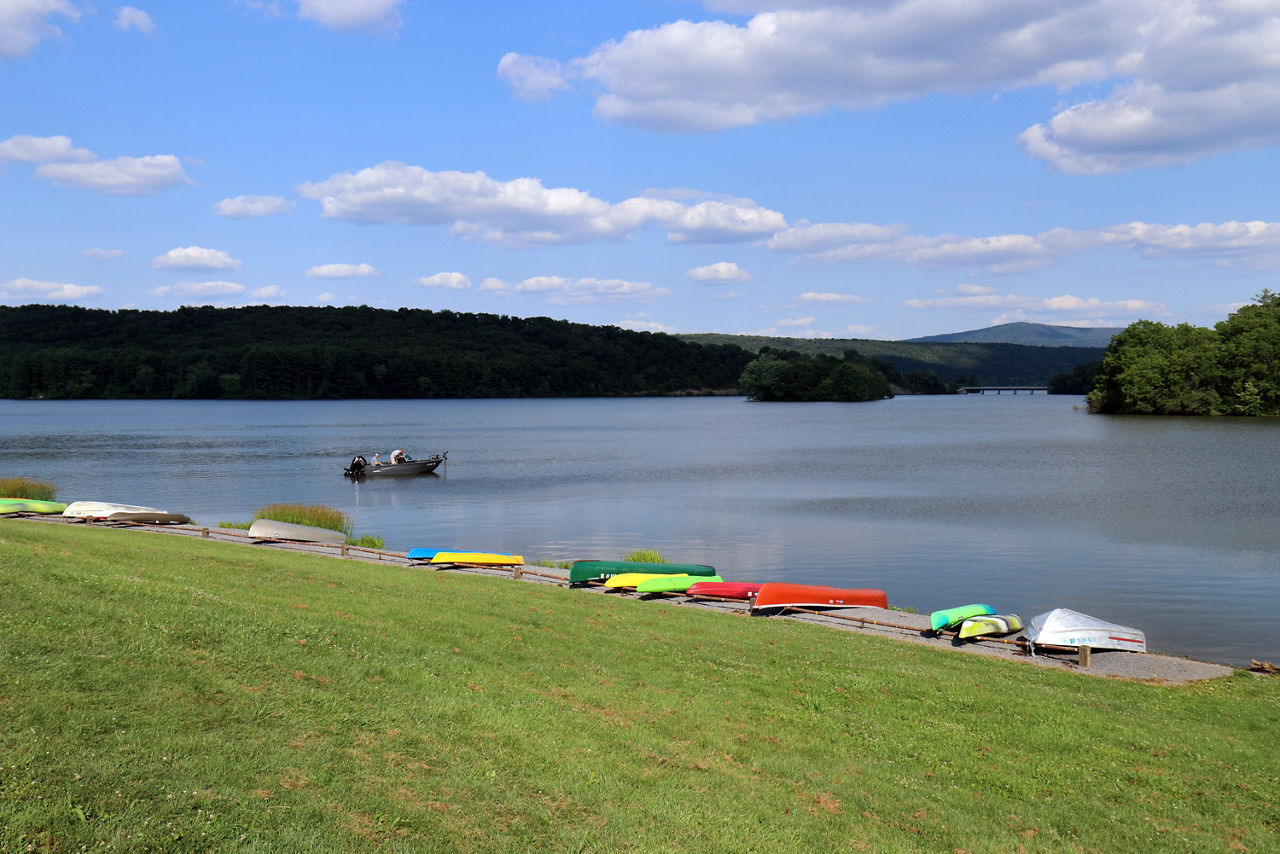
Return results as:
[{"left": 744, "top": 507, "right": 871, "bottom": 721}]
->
[
  {"left": 624, "top": 548, "right": 668, "bottom": 563},
  {"left": 0, "top": 477, "right": 58, "bottom": 500}
]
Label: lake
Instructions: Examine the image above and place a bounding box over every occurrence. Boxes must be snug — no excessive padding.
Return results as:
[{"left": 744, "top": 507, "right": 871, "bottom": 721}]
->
[{"left": 2, "top": 395, "right": 1277, "bottom": 667}]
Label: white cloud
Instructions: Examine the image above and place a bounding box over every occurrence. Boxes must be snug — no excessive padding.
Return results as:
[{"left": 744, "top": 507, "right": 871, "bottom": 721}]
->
[
  {"left": 777, "top": 316, "right": 815, "bottom": 327},
  {"left": 305, "top": 262, "right": 378, "bottom": 278},
  {"left": 0, "top": 0, "right": 78, "bottom": 58},
  {"left": 417, "top": 272, "right": 471, "bottom": 289},
  {"left": 490, "top": 275, "right": 671, "bottom": 305},
  {"left": 498, "top": 53, "right": 570, "bottom": 102},
  {"left": 251, "top": 285, "right": 283, "bottom": 299},
  {"left": 687, "top": 261, "right": 750, "bottom": 283},
  {"left": 0, "top": 134, "right": 93, "bottom": 162},
  {"left": 297, "top": 0, "right": 402, "bottom": 34},
  {"left": 904, "top": 285, "right": 1165, "bottom": 324},
  {"left": 81, "top": 248, "right": 124, "bottom": 259},
  {"left": 316, "top": 292, "right": 334, "bottom": 303},
  {"left": 152, "top": 246, "right": 242, "bottom": 271},
  {"left": 0, "top": 277, "right": 102, "bottom": 302},
  {"left": 214, "top": 195, "right": 294, "bottom": 218},
  {"left": 516, "top": 0, "right": 1280, "bottom": 171},
  {"left": 296, "top": 162, "right": 784, "bottom": 245},
  {"left": 796, "top": 291, "right": 869, "bottom": 304},
  {"left": 36, "top": 154, "right": 188, "bottom": 195},
  {"left": 618, "top": 314, "right": 678, "bottom": 333},
  {"left": 151, "top": 280, "right": 246, "bottom": 298},
  {"left": 115, "top": 6, "right": 155, "bottom": 34}
]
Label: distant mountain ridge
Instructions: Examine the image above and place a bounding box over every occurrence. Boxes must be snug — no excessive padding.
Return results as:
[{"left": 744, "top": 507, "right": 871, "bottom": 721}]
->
[{"left": 906, "top": 322, "right": 1122, "bottom": 348}]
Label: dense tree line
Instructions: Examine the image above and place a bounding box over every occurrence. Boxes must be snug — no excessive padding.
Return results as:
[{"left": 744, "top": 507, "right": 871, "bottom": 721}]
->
[
  {"left": 737, "top": 348, "right": 898, "bottom": 401},
  {"left": 1087, "top": 291, "right": 1280, "bottom": 415},
  {"left": 0, "top": 305, "right": 753, "bottom": 399}
]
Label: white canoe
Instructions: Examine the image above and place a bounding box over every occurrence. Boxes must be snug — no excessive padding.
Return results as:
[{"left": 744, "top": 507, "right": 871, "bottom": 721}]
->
[
  {"left": 63, "top": 500, "right": 167, "bottom": 519},
  {"left": 248, "top": 518, "right": 347, "bottom": 545},
  {"left": 1025, "top": 608, "right": 1146, "bottom": 653}
]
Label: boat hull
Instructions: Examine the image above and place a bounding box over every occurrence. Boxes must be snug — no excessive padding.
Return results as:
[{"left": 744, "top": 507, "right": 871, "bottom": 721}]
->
[
  {"left": 346, "top": 454, "right": 446, "bottom": 478},
  {"left": 569, "top": 560, "right": 717, "bottom": 584},
  {"left": 248, "top": 518, "right": 347, "bottom": 545},
  {"left": 635, "top": 574, "right": 721, "bottom": 594},
  {"left": 752, "top": 583, "right": 888, "bottom": 611},
  {"left": 1026, "top": 608, "right": 1146, "bottom": 652},
  {"left": 686, "top": 581, "right": 763, "bottom": 600},
  {"left": 63, "top": 501, "right": 166, "bottom": 519},
  {"left": 430, "top": 551, "right": 523, "bottom": 566},
  {"left": 603, "top": 572, "right": 668, "bottom": 588},
  {"left": 0, "top": 498, "right": 67, "bottom": 515},
  {"left": 957, "top": 613, "right": 1023, "bottom": 639},
  {"left": 930, "top": 603, "right": 997, "bottom": 632},
  {"left": 107, "top": 511, "right": 191, "bottom": 525}
]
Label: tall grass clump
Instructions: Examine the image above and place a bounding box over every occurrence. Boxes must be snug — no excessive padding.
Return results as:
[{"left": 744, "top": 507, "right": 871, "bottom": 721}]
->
[
  {"left": 0, "top": 477, "right": 58, "bottom": 500},
  {"left": 252, "top": 503, "right": 352, "bottom": 536},
  {"left": 624, "top": 548, "right": 668, "bottom": 563}
]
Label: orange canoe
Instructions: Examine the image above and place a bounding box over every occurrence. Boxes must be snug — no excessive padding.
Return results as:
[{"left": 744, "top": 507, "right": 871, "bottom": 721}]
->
[{"left": 751, "top": 582, "right": 887, "bottom": 611}]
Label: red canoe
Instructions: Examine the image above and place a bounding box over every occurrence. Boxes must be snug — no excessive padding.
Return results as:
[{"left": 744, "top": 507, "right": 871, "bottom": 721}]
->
[
  {"left": 686, "top": 581, "right": 763, "bottom": 600},
  {"left": 751, "top": 582, "right": 888, "bottom": 611}
]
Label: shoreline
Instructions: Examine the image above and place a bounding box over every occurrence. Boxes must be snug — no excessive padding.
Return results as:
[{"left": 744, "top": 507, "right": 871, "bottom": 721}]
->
[{"left": 8, "top": 512, "right": 1239, "bottom": 684}]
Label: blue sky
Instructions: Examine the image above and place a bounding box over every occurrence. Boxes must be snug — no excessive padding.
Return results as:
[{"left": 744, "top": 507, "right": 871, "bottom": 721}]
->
[{"left": 3, "top": 0, "right": 1280, "bottom": 340}]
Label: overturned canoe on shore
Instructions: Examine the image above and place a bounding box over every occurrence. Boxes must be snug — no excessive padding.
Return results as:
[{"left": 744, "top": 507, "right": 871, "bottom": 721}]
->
[
  {"left": 930, "top": 603, "right": 997, "bottom": 632},
  {"left": 686, "top": 581, "right": 763, "bottom": 600},
  {"left": 957, "top": 613, "right": 1023, "bottom": 640},
  {"left": 63, "top": 500, "right": 167, "bottom": 519},
  {"left": 569, "top": 560, "right": 717, "bottom": 584},
  {"left": 635, "top": 574, "right": 721, "bottom": 594},
  {"left": 603, "top": 572, "right": 669, "bottom": 588},
  {"left": 752, "top": 583, "right": 888, "bottom": 611},
  {"left": 107, "top": 511, "right": 191, "bottom": 525},
  {"left": 1026, "top": 608, "right": 1146, "bottom": 653},
  {"left": 430, "top": 551, "right": 524, "bottom": 566},
  {"left": 0, "top": 498, "right": 67, "bottom": 515},
  {"left": 248, "top": 519, "right": 347, "bottom": 545}
]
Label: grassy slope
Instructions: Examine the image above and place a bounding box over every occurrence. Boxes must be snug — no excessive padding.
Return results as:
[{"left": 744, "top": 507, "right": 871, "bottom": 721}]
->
[{"left": 2, "top": 521, "right": 1277, "bottom": 852}]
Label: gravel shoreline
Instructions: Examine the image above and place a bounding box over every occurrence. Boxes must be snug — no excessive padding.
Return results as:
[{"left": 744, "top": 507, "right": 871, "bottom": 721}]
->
[{"left": 15, "top": 514, "right": 1239, "bottom": 684}]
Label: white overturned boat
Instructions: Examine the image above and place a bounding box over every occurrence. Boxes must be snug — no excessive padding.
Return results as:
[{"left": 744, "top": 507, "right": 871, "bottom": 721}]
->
[
  {"left": 248, "top": 518, "right": 347, "bottom": 545},
  {"left": 63, "top": 500, "right": 168, "bottom": 519},
  {"left": 1025, "top": 608, "right": 1146, "bottom": 653}
]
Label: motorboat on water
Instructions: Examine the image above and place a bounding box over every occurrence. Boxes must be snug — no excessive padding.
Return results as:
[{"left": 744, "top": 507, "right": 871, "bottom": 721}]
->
[{"left": 343, "top": 451, "right": 446, "bottom": 478}]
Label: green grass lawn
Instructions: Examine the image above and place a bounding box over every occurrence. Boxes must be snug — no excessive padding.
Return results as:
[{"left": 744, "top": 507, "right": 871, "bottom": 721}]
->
[{"left": 2, "top": 521, "right": 1277, "bottom": 851}]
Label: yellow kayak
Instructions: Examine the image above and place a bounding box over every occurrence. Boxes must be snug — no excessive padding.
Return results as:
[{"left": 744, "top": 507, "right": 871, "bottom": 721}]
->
[
  {"left": 603, "top": 572, "right": 668, "bottom": 588},
  {"left": 430, "top": 551, "right": 524, "bottom": 566}
]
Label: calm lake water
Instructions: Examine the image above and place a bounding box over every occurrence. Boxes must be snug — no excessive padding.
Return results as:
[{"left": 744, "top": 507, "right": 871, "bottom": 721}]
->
[{"left": 2, "top": 395, "right": 1277, "bottom": 667}]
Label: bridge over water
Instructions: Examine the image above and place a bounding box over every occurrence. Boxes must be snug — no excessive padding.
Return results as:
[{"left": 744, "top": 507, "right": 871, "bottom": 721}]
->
[{"left": 958, "top": 386, "right": 1050, "bottom": 394}]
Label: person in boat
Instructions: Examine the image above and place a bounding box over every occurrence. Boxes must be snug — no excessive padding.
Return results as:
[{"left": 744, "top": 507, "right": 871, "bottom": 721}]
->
[
  {"left": 391, "top": 449, "right": 407, "bottom": 464},
  {"left": 372, "top": 453, "right": 382, "bottom": 467}
]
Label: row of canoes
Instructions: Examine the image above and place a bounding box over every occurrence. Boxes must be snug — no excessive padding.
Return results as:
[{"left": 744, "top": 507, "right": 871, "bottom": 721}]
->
[
  {"left": 572, "top": 559, "right": 1147, "bottom": 653},
  {"left": 570, "top": 559, "right": 889, "bottom": 611},
  {"left": 1, "top": 498, "right": 191, "bottom": 525}
]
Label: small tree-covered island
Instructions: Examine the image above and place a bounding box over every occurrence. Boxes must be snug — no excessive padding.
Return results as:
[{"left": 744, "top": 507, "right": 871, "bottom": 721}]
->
[{"left": 1087, "top": 290, "right": 1280, "bottom": 416}]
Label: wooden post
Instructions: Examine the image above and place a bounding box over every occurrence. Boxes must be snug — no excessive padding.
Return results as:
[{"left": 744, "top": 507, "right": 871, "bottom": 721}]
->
[
  {"left": 513, "top": 566, "right": 523, "bottom": 580},
  {"left": 201, "top": 527, "right": 209, "bottom": 539},
  {"left": 341, "top": 545, "right": 349, "bottom": 557},
  {"left": 1078, "top": 645, "right": 1092, "bottom": 668}
]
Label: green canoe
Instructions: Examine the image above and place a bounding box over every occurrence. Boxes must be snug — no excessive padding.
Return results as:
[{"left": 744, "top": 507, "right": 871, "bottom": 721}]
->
[
  {"left": 634, "top": 574, "right": 722, "bottom": 594},
  {"left": 0, "top": 498, "right": 68, "bottom": 515},
  {"left": 569, "top": 560, "right": 717, "bottom": 584},
  {"left": 929, "top": 603, "right": 997, "bottom": 632}
]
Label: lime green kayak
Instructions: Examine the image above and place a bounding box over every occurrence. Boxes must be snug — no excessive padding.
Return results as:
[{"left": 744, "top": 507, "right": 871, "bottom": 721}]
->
[
  {"left": 569, "top": 560, "right": 717, "bottom": 584},
  {"left": 603, "top": 573, "right": 669, "bottom": 588},
  {"left": 930, "top": 603, "right": 996, "bottom": 632},
  {"left": 0, "top": 498, "right": 67, "bottom": 515},
  {"left": 957, "top": 614, "right": 1024, "bottom": 639},
  {"left": 634, "top": 574, "right": 721, "bottom": 594}
]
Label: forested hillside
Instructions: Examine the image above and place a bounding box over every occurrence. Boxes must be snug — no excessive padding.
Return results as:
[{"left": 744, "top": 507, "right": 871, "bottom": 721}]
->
[
  {"left": 0, "top": 305, "right": 752, "bottom": 399},
  {"left": 680, "top": 333, "right": 1104, "bottom": 386}
]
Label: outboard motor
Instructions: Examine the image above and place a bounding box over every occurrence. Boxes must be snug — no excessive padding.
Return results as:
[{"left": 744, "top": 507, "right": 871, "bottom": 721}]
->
[{"left": 344, "top": 455, "right": 368, "bottom": 477}]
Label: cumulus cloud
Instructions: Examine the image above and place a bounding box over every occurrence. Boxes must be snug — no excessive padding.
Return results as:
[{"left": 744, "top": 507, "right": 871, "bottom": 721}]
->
[
  {"left": 767, "top": 218, "right": 1280, "bottom": 273},
  {"left": 37, "top": 154, "right": 189, "bottom": 195},
  {"left": 151, "top": 280, "right": 246, "bottom": 298},
  {"left": 0, "top": 276, "right": 102, "bottom": 302},
  {"left": 796, "top": 291, "right": 870, "bottom": 304},
  {"left": 0, "top": 134, "right": 93, "bottom": 162},
  {"left": 511, "top": 0, "right": 1280, "bottom": 171},
  {"left": 251, "top": 285, "right": 283, "bottom": 300},
  {"left": 152, "top": 246, "right": 242, "bottom": 271},
  {"left": 687, "top": 261, "right": 750, "bottom": 283},
  {"left": 905, "top": 284, "right": 1164, "bottom": 324},
  {"left": 417, "top": 272, "right": 471, "bottom": 289},
  {"left": 0, "top": 0, "right": 79, "bottom": 58},
  {"left": 297, "top": 162, "right": 785, "bottom": 245},
  {"left": 483, "top": 275, "right": 671, "bottom": 305},
  {"left": 297, "top": 0, "right": 402, "bottom": 34},
  {"left": 114, "top": 6, "right": 155, "bottom": 34},
  {"left": 305, "top": 263, "right": 378, "bottom": 279},
  {"left": 617, "top": 314, "right": 678, "bottom": 333},
  {"left": 498, "top": 53, "right": 570, "bottom": 102},
  {"left": 214, "top": 195, "right": 294, "bottom": 217}
]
